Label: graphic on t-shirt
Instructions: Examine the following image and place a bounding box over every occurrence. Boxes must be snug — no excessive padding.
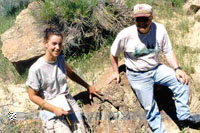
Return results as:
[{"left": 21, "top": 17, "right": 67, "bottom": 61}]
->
[{"left": 133, "top": 42, "right": 158, "bottom": 57}]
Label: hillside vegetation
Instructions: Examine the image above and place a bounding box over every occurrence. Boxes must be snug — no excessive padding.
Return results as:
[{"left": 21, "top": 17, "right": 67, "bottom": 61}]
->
[{"left": 0, "top": 0, "right": 193, "bottom": 84}]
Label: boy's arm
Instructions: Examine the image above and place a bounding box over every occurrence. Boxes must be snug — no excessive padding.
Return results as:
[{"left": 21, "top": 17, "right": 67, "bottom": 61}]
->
[
  {"left": 28, "top": 87, "right": 68, "bottom": 116},
  {"left": 65, "top": 63, "right": 100, "bottom": 99}
]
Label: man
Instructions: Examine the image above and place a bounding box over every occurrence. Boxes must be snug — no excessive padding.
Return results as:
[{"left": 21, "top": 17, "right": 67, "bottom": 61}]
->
[{"left": 109, "top": 3, "right": 200, "bottom": 133}]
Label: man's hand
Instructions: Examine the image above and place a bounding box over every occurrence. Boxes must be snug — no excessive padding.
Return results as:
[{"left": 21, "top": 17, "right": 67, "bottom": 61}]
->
[
  {"left": 88, "top": 86, "right": 101, "bottom": 99},
  {"left": 53, "top": 107, "right": 68, "bottom": 116},
  {"left": 107, "top": 72, "right": 120, "bottom": 84},
  {"left": 175, "top": 69, "right": 190, "bottom": 85}
]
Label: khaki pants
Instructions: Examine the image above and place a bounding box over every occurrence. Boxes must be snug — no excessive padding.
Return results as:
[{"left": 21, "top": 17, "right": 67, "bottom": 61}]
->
[{"left": 42, "top": 94, "right": 86, "bottom": 133}]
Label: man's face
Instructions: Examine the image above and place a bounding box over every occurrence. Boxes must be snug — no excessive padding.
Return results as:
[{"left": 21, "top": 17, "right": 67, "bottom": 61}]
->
[{"left": 135, "top": 16, "right": 152, "bottom": 34}]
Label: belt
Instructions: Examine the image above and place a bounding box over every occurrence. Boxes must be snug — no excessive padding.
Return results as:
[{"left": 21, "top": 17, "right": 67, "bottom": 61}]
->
[
  {"left": 126, "top": 64, "right": 160, "bottom": 73},
  {"left": 126, "top": 67, "right": 149, "bottom": 73}
]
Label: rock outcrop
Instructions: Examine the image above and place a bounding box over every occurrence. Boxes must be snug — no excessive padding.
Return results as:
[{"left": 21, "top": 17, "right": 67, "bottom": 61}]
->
[
  {"left": 183, "top": 0, "right": 200, "bottom": 15},
  {"left": 1, "top": 1, "right": 46, "bottom": 63},
  {"left": 74, "top": 65, "right": 151, "bottom": 132},
  {"left": 74, "top": 64, "right": 200, "bottom": 133},
  {"left": 195, "top": 9, "right": 200, "bottom": 22}
]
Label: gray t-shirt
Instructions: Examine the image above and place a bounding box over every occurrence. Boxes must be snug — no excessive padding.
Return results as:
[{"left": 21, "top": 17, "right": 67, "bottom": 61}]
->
[
  {"left": 26, "top": 54, "right": 69, "bottom": 100},
  {"left": 111, "top": 22, "right": 173, "bottom": 71},
  {"left": 26, "top": 55, "right": 69, "bottom": 120}
]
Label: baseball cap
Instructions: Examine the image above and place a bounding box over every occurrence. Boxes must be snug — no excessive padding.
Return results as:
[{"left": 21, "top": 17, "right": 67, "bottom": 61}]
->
[{"left": 133, "top": 4, "right": 153, "bottom": 18}]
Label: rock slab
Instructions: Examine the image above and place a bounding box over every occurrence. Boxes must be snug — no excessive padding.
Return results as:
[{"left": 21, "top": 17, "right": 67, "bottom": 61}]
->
[
  {"left": 1, "top": 1, "right": 46, "bottom": 63},
  {"left": 183, "top": 0, "right": 200, "bottom": 14}
]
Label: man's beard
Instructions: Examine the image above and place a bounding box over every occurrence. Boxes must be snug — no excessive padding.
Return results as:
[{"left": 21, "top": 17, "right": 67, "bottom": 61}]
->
[{"left": 137, "top": 23, "right": 149, "bottom": 29}]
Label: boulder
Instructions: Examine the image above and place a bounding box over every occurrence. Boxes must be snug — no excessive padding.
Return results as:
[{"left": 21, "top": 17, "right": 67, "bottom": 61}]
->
[
  {"left": 183, "top": 0, "right": 200, "bottom": 15},
  {"left": 195, "top": 9, "right": 200, "bottom": 22},
  {"left": 74, "top": 65, "right": 151, "bottom": 132},
  {"left": 0, "top": 1, "right": 46, "bottom": 63}
]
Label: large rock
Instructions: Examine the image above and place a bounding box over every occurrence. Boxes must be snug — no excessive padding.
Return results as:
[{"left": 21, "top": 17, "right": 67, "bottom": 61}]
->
[
  {"left": 73, "top": 63, "right": 200, "bottom": 132},
  {"left": 183, "top": 0, "right": 200, "bottom": 15},
  {"left": 0, "top": 1, "right": 46, "bottom": 63},
  {"left": 195, "top": 9, "right": 200, "bottom": 22},
  {"left": 74, "top": 65, "right": 151, "bottom": 132}
]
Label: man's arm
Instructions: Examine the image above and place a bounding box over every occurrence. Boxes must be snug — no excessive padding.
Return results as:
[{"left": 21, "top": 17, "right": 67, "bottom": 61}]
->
[
  {"left": 107, "top": 54, "right": 120, "bottom": 84},
  {"left": 28, "top": 87, "right": 68, "bottom": 116},
  {"left": 165, "top": 51, "right": 189, "bottom": 84},
  {"left": 65, "top": 64, "right": 100, "bottom": 99}
]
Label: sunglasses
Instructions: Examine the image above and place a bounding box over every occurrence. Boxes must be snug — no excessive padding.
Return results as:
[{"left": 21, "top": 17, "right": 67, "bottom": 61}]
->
[{"left": 135, "top": 17, "right": 149, "bottom": 22}]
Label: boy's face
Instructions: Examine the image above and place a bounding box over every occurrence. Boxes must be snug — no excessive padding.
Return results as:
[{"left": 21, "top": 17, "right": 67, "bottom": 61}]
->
[{"left": 44, "top": 35, "right": 63, "bottom": 60}]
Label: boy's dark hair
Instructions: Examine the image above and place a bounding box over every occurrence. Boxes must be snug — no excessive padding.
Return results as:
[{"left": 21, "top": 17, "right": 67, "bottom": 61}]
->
[{"left": 44, "top": 27, "right": 63, "bottom": 41}]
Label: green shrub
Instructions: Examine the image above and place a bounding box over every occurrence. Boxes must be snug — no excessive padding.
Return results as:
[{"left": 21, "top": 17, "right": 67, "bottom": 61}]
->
[
  {"left": 40, "top": 0, "right": 96, "bottom": 23},
  {"left": 39, "top": 0, "right": 99, "bottom": 58},
  {"left": 0, "top": 0, "right": 31, "bottom": 17},
  {"left": 39, "top": 0, "right": 130, "bottom": 59},
  {"left": 0, "top": 16, "right": 15, "bottom": 34},
  {"left": 171, "top": 0, "right": 186, "bottom": 7}
]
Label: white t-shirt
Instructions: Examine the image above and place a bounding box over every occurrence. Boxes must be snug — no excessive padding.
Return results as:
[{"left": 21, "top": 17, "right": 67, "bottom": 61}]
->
[{"left": 111, "top": 22, "right": 173, "bottom": 71}]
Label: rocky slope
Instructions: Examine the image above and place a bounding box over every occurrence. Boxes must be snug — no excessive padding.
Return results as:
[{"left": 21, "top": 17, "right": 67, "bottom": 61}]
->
[{"left": 73, "top": 62, "right": 200, "bottom": 133}]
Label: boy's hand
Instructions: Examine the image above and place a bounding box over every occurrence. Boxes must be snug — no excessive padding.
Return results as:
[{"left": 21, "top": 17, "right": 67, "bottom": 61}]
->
[{"left": 53, "top": 107, "right": 68, "bottom": 116}]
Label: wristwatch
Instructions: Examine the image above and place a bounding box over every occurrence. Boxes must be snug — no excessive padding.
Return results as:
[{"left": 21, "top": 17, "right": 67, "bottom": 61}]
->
[{"left": 174, "top": 67, "right": 182, "bottom": 71}]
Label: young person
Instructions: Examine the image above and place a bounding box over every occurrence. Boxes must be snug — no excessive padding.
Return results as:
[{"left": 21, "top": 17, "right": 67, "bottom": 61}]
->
[
  {"left": 108, "top": 3, "right": 200, "bottom": 133},
  {"left": 26, "top": 27, "right": 99, "bottom": 132}
]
